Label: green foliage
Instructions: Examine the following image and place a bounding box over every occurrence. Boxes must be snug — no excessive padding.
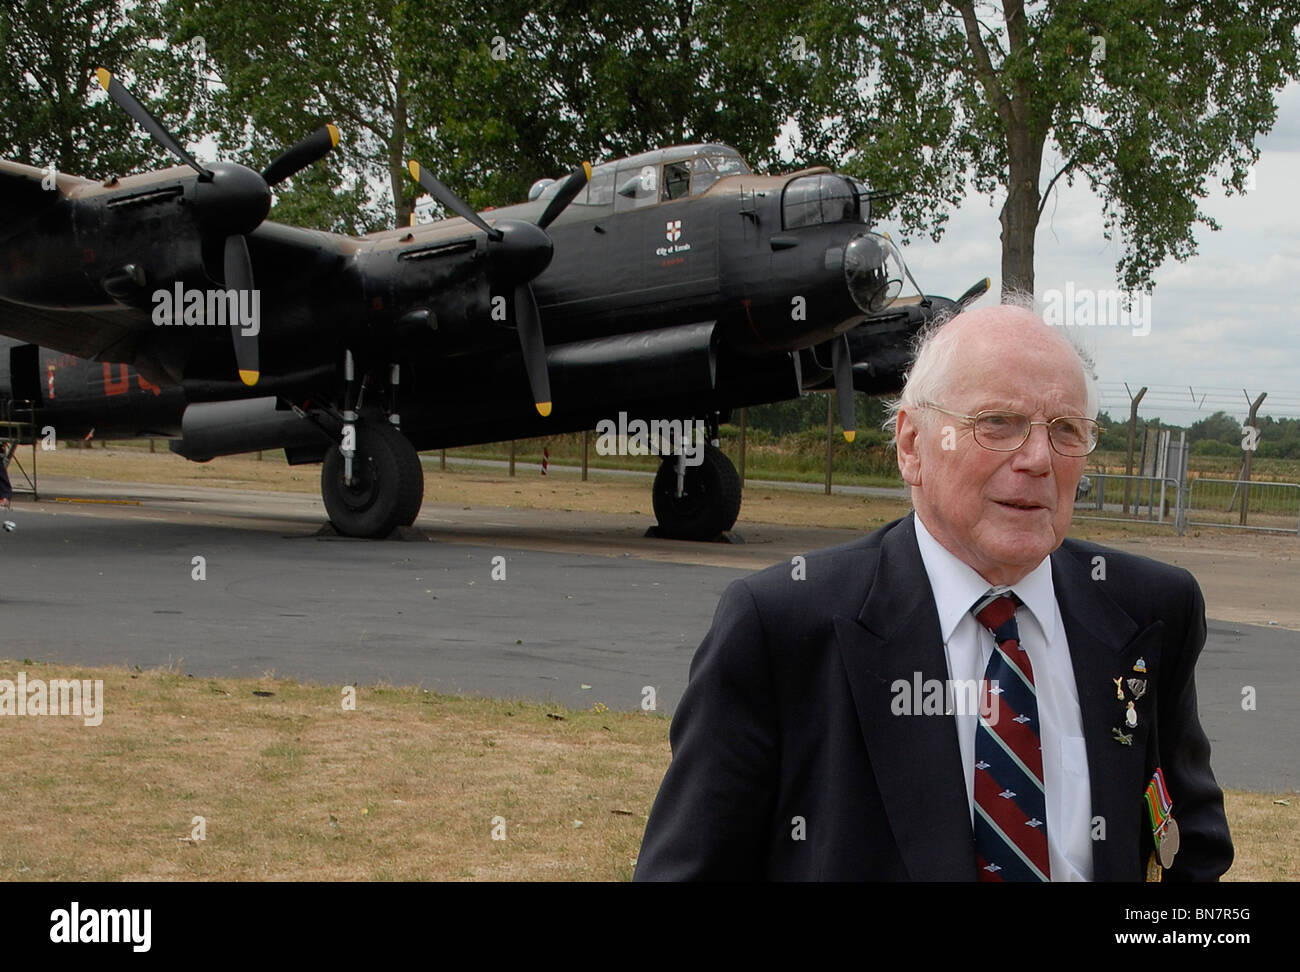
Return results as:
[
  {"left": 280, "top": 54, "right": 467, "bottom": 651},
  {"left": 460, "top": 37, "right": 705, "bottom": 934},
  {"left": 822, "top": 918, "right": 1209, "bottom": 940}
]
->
[
  {"left": 1191, "top": 438, "right": 1239, "bottom": 457},
  {"left": 1188, "top": 410, "right": 1242, "bottom": 446},
  {"left": 0, "top": 0, "right": 198, "bottom": 178},
  {"left": 743, "top": 393, "right": 889, "bottom": 438},
  {"left": 825, "top": 0, "right": 1300, "bottom": 293}
]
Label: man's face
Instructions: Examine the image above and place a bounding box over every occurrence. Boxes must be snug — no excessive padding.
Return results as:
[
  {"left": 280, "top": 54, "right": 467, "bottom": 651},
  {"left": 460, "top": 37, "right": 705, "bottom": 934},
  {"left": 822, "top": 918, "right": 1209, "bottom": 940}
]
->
[{"left": 896, "top": 314, "right": 1089, "bottom": 586}]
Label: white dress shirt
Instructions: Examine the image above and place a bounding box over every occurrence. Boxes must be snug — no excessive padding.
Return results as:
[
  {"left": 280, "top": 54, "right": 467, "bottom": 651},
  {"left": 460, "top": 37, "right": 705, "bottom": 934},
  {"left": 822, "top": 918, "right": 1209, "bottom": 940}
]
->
[{"left": 912, "top": 512, "right": 1094, "bottom": 881}]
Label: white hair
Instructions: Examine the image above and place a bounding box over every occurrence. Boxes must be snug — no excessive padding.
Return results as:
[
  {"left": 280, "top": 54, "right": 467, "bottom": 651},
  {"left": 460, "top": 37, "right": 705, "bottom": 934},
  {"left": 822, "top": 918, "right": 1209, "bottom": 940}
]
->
[{"left": 883, "top": 291, "right": 1100, "bottom": 442}]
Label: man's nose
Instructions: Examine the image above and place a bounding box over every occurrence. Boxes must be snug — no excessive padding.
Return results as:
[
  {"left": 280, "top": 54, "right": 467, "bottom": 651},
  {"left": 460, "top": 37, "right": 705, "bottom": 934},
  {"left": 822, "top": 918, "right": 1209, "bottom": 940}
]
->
[{"left": 1012, "top": 423, "right": 1054, "bottom": 472}]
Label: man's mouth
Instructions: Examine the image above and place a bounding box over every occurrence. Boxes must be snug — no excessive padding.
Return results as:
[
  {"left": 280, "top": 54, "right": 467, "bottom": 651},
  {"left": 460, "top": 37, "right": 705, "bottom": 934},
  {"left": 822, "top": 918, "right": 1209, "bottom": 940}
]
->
[{"left": 995, "top": 500, "right": 1048, "bottom": 512}]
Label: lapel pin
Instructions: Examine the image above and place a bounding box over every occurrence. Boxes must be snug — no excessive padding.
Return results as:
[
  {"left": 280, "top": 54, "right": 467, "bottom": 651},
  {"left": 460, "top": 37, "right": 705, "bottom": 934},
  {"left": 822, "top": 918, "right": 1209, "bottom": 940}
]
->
[
  {"left": 1126, "top": 677, "right": 1147, "bottom": 700},
  {"left": 1133, "top": 657, "right": 1147, "bottom": 673},
  {"left": 1111, "top": 726, "right": 1133, "bottom": 746},
  {"left": 1112, "top": 676, "right": 1125, "bottom": 700},
  {"left": 1125, "top": 700, "right": 1138, "bottom": 728}
]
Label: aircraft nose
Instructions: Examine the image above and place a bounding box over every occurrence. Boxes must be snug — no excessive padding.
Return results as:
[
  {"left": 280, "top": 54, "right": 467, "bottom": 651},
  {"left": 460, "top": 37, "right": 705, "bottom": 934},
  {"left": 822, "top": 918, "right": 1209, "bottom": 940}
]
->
[{"left": 844, "top": 232, "right": 904, "bottom": 314}]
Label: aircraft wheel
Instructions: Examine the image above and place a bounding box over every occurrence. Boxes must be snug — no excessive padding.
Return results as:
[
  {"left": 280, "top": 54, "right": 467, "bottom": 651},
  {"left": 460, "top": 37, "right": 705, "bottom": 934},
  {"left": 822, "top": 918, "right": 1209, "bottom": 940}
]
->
[
  {"left": 651, "top": 443, "right": 742, "bottom": 541},
  {"left": 321, "top": 421, "right": 424, "bottom": 538}
]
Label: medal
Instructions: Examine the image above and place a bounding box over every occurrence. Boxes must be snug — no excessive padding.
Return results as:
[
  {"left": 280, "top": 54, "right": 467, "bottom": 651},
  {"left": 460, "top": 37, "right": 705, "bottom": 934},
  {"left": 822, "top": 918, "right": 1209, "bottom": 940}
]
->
[
  {"left": 1156, "top": 818, "right": 1181, "bottom": 869},
  {"left": 1145, "top": 768, "right": 1177, "bottom": 869}
]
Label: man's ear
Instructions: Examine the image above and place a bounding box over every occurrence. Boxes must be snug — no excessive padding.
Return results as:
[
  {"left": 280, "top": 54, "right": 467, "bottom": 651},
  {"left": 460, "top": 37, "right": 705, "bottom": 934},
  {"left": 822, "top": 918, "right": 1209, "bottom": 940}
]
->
[{"left": 896, "top": 408, "right": 923, "bottom": 487}]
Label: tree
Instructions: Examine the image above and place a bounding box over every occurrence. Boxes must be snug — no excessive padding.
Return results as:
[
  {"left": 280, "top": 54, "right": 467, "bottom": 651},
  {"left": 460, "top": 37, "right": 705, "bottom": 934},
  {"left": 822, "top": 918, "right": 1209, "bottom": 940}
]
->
[
  {"left": 810, "top": 1, "right": 1300, "bottom": 296},
  {"left": 1188, "top": 410, "right": 1242, "bottom": 446},
  {"left": 0, "top": 0, "right": 192, "bottom": 179},
  {"left": 162, "top": 0, "right": 863, "bottom": 230}
]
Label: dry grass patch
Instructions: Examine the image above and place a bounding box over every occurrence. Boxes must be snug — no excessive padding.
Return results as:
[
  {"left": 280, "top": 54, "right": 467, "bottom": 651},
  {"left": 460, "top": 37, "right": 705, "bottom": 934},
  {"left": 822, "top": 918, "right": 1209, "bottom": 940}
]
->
[
  {"left": 0, "top": 661, "right": 669, "bottom": 882},
  {"left": 0, "top": 660, "right": 1293, "bottom": 881},
  {"left": 1222, "top": 791, "right": 1298, "bottom": 881}
]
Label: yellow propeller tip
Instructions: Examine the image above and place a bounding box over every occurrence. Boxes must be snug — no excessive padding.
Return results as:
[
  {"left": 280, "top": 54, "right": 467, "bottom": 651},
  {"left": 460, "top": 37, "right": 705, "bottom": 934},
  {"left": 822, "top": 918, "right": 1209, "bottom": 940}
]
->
[
  {"left": 407, "top": 160, "right": 420, "bottom": 180},
  {"left": 843, "top": 430, "right": 856, "bottom": 443},
  {"left": 95, "top": 68, "right": 111, "bottom": 90},
  {"left": 327, "top": 123, "right": 340, "bottom": 147},
  {"left": 239, "top": 370, "right": 260, "bottom": 386},
  {"left": 581, "top": 161, "right": 592, "bottom": 180},
  {"left": 536, "top": 402, "right": 552, "bottom": 418}
]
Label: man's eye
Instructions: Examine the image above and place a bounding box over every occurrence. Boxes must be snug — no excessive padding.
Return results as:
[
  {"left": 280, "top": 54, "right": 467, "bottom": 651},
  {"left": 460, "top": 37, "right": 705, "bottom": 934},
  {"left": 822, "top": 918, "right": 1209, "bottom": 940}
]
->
[
  {"left": 1052, "top": 419, "right": 1086, "bottom": 442},
  {"left": 978, "top": 413, "right": 1022, "bottom": 434}
]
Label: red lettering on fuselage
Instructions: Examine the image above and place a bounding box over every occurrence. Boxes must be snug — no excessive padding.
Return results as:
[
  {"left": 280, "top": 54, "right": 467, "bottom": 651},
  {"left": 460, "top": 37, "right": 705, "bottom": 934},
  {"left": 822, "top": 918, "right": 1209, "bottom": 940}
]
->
[{"left": 102, "top": 363, "right": 130, "bottom": 396}]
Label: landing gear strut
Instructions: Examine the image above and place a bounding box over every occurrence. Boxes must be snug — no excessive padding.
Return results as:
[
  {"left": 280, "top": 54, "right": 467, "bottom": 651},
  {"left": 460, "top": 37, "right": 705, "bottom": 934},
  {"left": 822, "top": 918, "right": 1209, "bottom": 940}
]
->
[
  {"left": 321, "top": 417, "right": 424, "bottom": 538},
  {"left": 319, "top": 352, "right": 423, "bottom": 537}
]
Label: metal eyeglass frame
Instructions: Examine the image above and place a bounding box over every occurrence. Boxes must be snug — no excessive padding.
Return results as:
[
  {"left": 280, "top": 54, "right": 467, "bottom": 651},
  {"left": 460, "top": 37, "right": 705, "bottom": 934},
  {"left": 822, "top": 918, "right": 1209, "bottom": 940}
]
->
[{"left": 917, "top": 402, "right": 1100, "bottom": 457}]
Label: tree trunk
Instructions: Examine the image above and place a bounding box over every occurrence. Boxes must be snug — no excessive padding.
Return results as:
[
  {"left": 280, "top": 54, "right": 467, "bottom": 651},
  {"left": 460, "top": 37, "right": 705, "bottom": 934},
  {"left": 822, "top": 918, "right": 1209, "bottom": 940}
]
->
[
  {"left": 999, "top": 126, "right": 1044, "bottom": 298},
  {"left": 388, "top": 71, "right": 411, "bottom": 228}
]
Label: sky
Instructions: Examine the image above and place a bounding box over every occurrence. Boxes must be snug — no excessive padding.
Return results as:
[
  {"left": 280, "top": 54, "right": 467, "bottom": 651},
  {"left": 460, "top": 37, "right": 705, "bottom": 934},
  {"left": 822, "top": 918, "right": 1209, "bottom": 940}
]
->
[{"left": 885, "top": 80, "right": 1300, "bottom": 429}]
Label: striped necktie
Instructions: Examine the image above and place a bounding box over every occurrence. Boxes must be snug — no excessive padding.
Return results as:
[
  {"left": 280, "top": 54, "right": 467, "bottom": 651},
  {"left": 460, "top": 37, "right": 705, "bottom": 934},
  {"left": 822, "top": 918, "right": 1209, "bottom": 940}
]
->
[{"left": 971, "top": 591, "right": 1051, "bottom": 882}]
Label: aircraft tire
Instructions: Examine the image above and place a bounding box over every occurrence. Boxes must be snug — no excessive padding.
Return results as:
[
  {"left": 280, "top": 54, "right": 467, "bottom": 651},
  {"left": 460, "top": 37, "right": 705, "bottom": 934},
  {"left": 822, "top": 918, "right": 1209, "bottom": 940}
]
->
[
  {"left": 651, "top": 443, "right": 742, "bottom": 541},
  {"left": 321, "top": 421, "right": 425, "bottom": 538}
]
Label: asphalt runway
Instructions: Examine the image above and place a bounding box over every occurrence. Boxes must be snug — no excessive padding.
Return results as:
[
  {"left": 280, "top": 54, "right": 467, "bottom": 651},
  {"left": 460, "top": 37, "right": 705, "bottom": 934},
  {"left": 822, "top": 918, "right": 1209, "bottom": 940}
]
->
[{"left": 1, "top": 479, "right": 1295, "bottom": 793}]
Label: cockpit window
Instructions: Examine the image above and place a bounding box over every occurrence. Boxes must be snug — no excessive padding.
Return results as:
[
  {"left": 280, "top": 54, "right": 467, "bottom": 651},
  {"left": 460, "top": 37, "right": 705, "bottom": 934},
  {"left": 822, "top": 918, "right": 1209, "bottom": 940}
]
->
[
  {"left": 586, "top": 167, "right": 615, "bottom": 206},
  {"left": 662, "top": 159, "right": 692, "bottom": 201},
  {"left": 615, "top": 163, "right": 659, "bottom": 211}
]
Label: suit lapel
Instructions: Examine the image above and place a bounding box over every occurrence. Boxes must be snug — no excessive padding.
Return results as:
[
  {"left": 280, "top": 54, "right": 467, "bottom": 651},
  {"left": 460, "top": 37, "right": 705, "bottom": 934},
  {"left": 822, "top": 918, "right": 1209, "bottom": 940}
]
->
[
  {"left": 1051, "top": 545, "right": 1164, "bottom": 881},
  {"left": 833, "top": 516, "right": 977, "bottom": 881}
]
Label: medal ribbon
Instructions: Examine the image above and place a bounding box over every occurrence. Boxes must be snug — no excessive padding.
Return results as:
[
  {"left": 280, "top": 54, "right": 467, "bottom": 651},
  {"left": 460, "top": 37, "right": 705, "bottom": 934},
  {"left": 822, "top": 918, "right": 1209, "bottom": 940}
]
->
[{"left": 1144, "top": 768, "right": 1172, "bottom": 835}]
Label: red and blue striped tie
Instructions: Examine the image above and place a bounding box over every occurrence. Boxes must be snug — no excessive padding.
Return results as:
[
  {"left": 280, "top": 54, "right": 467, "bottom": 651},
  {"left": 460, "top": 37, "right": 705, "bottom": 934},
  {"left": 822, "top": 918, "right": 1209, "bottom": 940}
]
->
[{"left": 971, "top": 591, "right": 1051, "bottom": 882}]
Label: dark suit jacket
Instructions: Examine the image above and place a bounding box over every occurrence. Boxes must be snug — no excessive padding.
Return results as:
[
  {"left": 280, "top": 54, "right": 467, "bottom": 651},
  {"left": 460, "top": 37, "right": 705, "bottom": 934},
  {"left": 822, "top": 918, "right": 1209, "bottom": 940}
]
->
[{"left": 634, "top": 515, "right": 1233, "bottom": 881}]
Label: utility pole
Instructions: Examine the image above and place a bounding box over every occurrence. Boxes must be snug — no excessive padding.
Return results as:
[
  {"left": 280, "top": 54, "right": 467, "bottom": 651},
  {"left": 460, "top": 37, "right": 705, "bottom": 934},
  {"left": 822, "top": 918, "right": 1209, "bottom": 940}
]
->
[{"left": 1124, "top": 384, "right": 1147, "bottom": 514}]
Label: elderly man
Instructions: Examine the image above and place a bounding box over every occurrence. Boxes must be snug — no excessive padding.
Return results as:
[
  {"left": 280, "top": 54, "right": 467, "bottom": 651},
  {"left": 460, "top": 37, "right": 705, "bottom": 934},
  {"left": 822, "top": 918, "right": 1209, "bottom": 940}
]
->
[{"left": 635, "top": 304, "right": 1232, "bottom": 881}]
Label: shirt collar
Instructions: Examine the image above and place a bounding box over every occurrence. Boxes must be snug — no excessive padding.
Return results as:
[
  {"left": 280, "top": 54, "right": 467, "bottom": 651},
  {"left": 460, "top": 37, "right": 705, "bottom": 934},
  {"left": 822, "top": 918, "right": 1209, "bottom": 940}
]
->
[{"left": 912, "top": 511, "right": 1060, "bottom": 645}]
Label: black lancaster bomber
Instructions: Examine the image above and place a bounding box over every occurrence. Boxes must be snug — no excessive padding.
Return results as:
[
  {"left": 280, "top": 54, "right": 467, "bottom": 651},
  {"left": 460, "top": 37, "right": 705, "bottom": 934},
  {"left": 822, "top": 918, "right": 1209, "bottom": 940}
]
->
[{"left": 0, "top": 71, "right": 988, "bottom": 539}]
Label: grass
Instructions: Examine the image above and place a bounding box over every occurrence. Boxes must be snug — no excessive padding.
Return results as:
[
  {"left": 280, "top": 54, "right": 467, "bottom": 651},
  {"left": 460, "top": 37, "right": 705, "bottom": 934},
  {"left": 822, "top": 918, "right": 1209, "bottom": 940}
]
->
[
  {"left": 0, "top": 660, "right": 1293, "bottom": 882},
  {"left": 0, "top": 662, "right": 668, "bottom": 881}
]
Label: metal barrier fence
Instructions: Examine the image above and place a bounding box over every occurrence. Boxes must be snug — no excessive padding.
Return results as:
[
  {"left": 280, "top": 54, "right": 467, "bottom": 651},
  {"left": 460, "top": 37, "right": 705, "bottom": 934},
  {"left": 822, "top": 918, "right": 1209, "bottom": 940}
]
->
[
  {"left": 1185, "top": 478, "right": 1300, "bottom": 534},
  {"left": 1072, "top": 474, "right": 1300, "bottom": 535},
  {"left": 1072, "top": 473, "right": 1185, "bottom": 534}
]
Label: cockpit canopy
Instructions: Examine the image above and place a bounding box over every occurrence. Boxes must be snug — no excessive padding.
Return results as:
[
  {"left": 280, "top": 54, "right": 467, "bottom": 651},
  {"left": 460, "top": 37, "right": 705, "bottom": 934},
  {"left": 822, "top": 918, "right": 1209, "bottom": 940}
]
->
[{"left": 531, "top": 144, "right": 752, "bottom": 216}]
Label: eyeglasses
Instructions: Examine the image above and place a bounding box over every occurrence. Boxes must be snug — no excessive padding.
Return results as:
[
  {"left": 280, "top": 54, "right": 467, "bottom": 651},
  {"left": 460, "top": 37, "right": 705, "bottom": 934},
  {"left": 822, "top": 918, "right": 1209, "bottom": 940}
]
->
[{"left": 918, "top": 403, "right": 1100, "bottom": 457}]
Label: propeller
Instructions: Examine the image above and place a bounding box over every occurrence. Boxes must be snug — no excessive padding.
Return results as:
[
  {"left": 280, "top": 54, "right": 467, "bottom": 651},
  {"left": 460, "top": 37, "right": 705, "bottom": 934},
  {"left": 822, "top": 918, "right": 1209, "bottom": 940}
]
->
[
  {"left": 956, "top": 276, "right": 991, "bottom": 309},
  {"left": 831, "top": 334, "right": 856, "bottom": 443},
  {"left": 96, "top": 68, "right": 339, "bottom": 386},
  {"left": 406, "top": 158, "right": 592, "bottom": 416}
]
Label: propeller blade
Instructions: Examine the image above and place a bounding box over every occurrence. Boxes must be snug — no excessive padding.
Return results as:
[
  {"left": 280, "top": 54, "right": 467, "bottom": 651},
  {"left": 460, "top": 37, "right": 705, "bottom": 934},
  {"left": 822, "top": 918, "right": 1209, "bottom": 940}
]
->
[
  {"left": 261, "top": 123, "right": 340, "bottom": 186},
  {"left": 95, "top": 68, "right": 209, "bottom": 178},
  {"left": 831, "top": 334, "right": 856, "bottom": 443},
  {"left": 957, "top": 276, "right": 991, "bottom": 308},
  {"left": 513, "top": 284, "right": 552, "bottom": 417},
  {"left": 406, "top": 160, "right": 501, "bottom": 240},
  {"left": 223, "top": 235, "right": 260, "bottom": 386},
  {"left": 535, "top": 162, "right": 592, "bottom": 229}
]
